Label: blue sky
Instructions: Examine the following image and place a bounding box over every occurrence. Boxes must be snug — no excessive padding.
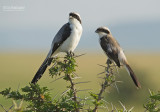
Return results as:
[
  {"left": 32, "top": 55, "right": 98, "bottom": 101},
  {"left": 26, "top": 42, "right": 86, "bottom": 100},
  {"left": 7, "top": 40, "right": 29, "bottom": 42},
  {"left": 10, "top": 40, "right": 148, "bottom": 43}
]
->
[{"left": 0, "top": 0, "right": 160, "bottom": 52}]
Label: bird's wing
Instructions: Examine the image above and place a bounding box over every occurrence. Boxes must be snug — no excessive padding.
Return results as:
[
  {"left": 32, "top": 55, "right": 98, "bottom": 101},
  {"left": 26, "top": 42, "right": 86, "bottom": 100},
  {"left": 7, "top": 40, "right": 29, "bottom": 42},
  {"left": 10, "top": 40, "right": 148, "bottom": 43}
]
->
[
  {"left": 31, "top": 23, "right": 71, "bottom": 84},
  {"left": 49, "top": 22, "right": 71, "bottom": 57},
  {"left": 100, "top": 36, "right": 120, "bottom": 67}
]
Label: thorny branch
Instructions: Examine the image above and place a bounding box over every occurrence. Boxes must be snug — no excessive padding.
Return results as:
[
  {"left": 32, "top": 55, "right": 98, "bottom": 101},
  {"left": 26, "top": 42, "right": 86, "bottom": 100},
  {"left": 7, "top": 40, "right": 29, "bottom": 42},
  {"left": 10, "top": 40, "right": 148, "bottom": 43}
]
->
[
  {"left": 93, "top": 59, "right": 116, "bottom": 112},
  {"left": 66, "top": 74, "right": 80, "bottom": 112},
  {"left": 49, "top": 53, "right": 86, "bottom": 112}
]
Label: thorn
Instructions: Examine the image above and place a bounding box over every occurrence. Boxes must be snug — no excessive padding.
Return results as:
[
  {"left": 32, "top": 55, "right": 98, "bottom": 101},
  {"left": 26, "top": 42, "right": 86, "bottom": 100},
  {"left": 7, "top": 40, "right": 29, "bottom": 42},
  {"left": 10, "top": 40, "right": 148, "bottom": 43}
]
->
[
  {"left": 128, "top": 107, "right": 134, "bottom": 112},
  {"left": 0, "top": 104, "right": 7, "bottom": 112},
  {"left": 76, "top": 89, "right": 92, "bottom": 92},
  {"left": 115, "top": 81, "right": 123, "bottom": 83},
  {"left": 148, "top": 89, "right": 152, "bottom": 96},
  {"left": 98, "top": 77, "right": 105, "bottom": 79},
  {"left": 101, "top": 99, "right": 109, "bottom": 104},
  {"left": 97, "top": 71, "right": 105, "bottom": 75},
  {"left": 113, "top": 63, "right": 119, "bottom": 74},
  {"left": 17, "top": 83, "right": 20, "bottom": 92},
  {"left": 76, "top": 97, "right": 91, "bottom": 101},
  {"left": 74, "top": 81, "right": 91, "bottom": 85},
  {"left": 8, "top": 105, "right": 14, "bottom": 111},
  {"left": 119, "top": 101, "right": 126, "bottom": 111},
  {"left": 72, "top": 72, "right": 79, "bottom": 77},
  {"left": 52, "top": 91, "right": 60, "bottom": 101},
  {"left": 50, "top": 62, "right": 57, "bottom": 68},
  {"left": 97, "top": 64, "right": 106, "bottom": 68},
  {"left": 74, "top": 53, "right": 86, "bottom": 58},
  {"left": 71, "top": 77, "right": 82, "bottom": 79},
  {"left": 61, "top": 89, "right": 70, "bottom": 97},
  {"left": 105, "top": 103, "right": 109, "bottom": 111},
  {"left": 50, "top": 76, "right": 65, "bottom": 83},
  {"left": 114, "top": 106, "right": 118, "bottom": 112},
  {"left": 13, "top": 100, "right": 17, "bottom": 109},
  {"left": 19, "top": 99, "right": 23, "bottom": 110},
  {"left": 114, "top": 82, "right": 119, "bottom": 94},
  {"left": 111, "top": 103, "right": 114, "bottom": 111}
]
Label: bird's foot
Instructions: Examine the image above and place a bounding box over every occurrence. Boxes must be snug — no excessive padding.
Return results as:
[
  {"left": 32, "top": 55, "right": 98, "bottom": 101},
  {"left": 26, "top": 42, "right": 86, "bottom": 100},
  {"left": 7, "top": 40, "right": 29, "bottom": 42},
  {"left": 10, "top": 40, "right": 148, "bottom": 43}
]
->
[
  {"left": 67, "top": 51, "right": 74, "bottom": 57},
  {"left": 106, "top": 59, "right": 112, "bottom": 65}
]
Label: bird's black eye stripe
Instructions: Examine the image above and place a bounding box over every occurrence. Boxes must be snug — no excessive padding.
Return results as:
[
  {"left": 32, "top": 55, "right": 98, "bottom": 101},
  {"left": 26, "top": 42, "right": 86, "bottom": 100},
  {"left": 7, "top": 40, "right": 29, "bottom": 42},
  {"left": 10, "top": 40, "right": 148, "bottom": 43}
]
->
[
  {"left": 97, "top": 28, "right": 110, "bottom": 34},
  {"left": 69, "top": 13, "right": 82, "bottom": 24}
]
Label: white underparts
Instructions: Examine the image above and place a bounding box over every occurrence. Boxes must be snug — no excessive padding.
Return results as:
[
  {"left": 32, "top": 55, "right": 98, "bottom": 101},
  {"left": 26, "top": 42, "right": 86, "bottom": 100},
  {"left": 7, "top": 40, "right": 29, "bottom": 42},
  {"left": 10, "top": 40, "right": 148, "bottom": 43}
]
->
[
  {"left": 98, "top": 32, "right": 107, "bottom": 38},
  {"left": 58, "top": 18, "right": 82, "bottom": 53}
]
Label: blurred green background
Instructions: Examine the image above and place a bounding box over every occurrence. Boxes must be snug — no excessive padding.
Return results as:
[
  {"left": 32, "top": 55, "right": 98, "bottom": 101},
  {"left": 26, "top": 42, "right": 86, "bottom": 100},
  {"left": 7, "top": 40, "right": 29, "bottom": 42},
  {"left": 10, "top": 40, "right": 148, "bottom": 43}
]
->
[
  {"left": 1, "top": 0, "right": 160, "bottom": 111},
  {"left": 0, "top": 52, "right": 160, "bottom": 111}
]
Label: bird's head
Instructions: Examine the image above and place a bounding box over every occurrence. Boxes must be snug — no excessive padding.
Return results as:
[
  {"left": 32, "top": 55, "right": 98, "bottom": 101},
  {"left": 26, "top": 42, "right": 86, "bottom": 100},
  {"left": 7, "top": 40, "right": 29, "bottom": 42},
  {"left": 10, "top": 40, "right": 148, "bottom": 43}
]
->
[
  {"left": 69, "top": 12, "right": 82, "bottom": 24},
  {"left": 95, "top": 27, "right": 111, "bottom": 37}
]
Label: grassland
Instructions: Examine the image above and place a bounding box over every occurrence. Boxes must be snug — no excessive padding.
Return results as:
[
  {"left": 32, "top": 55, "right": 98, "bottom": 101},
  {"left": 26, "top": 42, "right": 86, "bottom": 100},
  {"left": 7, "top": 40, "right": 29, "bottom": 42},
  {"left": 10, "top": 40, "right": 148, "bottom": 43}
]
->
[{"left": 0, "top": 52, "right": 160, "bottom": 111}]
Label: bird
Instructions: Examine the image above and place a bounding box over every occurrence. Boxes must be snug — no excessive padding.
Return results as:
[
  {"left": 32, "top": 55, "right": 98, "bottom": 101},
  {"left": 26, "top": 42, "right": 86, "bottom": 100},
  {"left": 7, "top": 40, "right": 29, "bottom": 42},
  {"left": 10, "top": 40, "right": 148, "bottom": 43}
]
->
[
  {"left": 95, "top": 26, "right": 141, "bottom": 88},
  {"left": 31, "top": 12, "right": 83, "bottom": 84}
]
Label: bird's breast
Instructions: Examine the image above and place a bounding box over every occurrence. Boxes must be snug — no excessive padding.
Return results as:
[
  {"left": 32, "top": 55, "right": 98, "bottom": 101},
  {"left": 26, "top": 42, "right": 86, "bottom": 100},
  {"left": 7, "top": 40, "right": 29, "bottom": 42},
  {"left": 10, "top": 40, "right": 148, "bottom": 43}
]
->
[{"left": 59, "top": 25, "right": 82, "bottom": 53}]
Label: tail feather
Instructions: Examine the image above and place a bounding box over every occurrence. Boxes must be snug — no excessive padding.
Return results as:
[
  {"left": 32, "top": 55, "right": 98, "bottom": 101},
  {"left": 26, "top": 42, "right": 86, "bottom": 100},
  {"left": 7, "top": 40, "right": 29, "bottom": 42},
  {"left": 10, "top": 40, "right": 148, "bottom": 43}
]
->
[
  {"left": 125, "top": 64, "right": 141, "bottom": 88},
  {"left": 31, "top": 57, "right": 53, "bottom": 84}
]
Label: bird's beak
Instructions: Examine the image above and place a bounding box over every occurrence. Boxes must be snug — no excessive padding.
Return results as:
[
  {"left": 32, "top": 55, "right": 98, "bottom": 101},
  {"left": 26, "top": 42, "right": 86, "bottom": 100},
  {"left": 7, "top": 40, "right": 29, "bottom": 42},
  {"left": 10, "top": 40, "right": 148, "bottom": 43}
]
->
[
  {"left": 69, "top": 16, "right": 73, "bottom": 19},
  {"left": 95, "top": 29, "right": 98, "bottom": 33}
]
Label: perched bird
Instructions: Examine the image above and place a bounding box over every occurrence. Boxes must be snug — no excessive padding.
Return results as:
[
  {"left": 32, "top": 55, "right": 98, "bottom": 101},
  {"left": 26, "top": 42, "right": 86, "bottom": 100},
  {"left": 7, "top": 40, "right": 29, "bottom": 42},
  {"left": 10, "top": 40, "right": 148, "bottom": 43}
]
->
[
  {"left": 31, "top": 12, "right": 82, "bottom": 84},
  {"left": 95, "top": 27, "right": 141, "bottom": 88}
]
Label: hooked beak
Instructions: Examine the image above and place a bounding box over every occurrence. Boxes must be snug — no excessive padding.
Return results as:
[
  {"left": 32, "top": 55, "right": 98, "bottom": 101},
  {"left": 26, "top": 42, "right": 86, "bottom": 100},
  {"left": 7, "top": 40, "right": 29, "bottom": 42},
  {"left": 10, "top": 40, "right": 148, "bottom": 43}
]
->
[{"left": 95, "top": 29, "right": 98, "bottom": 33}]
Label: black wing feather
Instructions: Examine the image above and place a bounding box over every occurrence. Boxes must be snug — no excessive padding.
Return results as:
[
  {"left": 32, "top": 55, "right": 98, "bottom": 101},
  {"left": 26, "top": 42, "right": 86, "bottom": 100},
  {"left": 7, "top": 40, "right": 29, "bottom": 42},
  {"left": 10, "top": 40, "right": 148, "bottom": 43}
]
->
[{"left": 51, "top": 23, "right": 71, "bottom": 54}]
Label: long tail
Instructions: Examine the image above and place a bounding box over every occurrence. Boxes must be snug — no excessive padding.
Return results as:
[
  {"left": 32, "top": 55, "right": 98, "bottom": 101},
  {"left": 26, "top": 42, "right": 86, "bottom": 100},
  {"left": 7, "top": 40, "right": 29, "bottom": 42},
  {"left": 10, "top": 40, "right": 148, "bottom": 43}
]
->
[
  {"left": 124, "top": 63, "right": 141, "bottom": 88},
  {"left": 31, "top": 57, "right": 53, "bottom": 84}
]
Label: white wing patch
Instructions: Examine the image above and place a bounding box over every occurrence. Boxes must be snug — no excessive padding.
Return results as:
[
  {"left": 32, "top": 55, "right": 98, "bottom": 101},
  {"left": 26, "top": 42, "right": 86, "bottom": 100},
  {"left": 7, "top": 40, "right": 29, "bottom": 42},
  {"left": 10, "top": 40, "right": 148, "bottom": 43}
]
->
[{"left": 118, "top": 50, "right": 127, "bottom": 64}]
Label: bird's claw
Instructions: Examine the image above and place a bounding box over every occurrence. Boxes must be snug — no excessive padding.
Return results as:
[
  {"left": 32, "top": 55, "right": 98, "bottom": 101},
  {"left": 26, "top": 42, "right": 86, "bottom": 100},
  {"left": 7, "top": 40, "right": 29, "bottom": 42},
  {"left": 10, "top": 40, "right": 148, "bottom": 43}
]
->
[
  {"left": 67, "top": 51, "right": 74, "bottom": 57},
  {"left": 106, "top": 59, "right": 112, "bottom": 65}
]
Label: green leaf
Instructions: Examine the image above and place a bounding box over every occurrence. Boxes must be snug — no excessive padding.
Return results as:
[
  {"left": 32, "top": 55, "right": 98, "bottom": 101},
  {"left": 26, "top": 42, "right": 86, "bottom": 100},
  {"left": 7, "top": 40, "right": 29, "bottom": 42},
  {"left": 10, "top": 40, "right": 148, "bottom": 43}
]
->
[
  {"left": 0, "top": 88, "right": 11, "bottom": 96},
  {"left": 150, "top": 94, "right": 160, "bottom": 101}
]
